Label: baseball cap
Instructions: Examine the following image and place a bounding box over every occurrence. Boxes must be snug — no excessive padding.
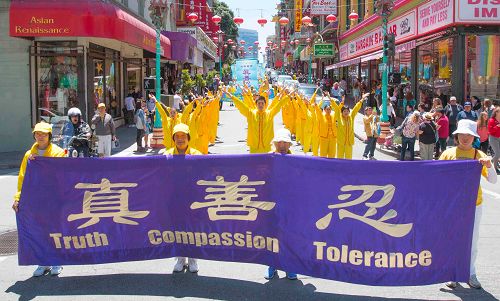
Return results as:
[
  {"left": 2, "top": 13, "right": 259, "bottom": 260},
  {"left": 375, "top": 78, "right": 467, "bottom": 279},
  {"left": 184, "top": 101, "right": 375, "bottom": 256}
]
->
[
  {"left": 97, "top": 103, "right": 106, "bottom": 108},
  {"left": 450, "top": 96, "right": 457, "bottom": 101},
  {"left": 464, "top": 102, "right": 472, "bottom": 106}
]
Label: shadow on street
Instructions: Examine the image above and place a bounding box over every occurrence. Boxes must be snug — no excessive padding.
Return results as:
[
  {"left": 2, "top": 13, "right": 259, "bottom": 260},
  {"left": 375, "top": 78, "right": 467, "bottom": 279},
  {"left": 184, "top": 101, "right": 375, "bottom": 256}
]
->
[{"left": 8, "top": 273, "right": 496, "bottom": 301}]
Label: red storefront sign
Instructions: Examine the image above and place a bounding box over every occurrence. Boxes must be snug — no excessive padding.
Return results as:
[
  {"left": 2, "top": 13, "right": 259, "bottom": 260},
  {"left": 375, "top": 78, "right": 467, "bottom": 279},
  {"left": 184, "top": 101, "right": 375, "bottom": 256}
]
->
[{"left": 9, "top": 0, "right": 171, "bottom": 58}]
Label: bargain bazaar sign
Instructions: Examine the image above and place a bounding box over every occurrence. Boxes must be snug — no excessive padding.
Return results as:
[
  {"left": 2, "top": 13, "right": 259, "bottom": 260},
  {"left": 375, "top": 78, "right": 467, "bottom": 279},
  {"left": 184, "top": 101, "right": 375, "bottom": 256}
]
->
[{"left": 347, "top": 10, "right": 417, "bottom": 59}]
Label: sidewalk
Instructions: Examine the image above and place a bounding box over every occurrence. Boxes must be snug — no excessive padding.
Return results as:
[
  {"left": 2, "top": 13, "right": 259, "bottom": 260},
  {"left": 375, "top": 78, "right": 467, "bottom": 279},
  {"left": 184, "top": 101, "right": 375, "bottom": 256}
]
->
[{"left": 353, "top": 112, "right": 420, "bottom": 159}]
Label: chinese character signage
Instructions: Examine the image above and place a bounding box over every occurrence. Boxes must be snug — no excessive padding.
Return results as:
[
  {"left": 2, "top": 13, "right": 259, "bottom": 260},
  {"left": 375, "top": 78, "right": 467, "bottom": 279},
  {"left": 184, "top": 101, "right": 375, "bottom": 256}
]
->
[
  {"left": 233, "top": 59, "right": 260, "bottom": 89},
  {"left": 295, "top": 0, "right": 303, "bottom": 32},
  {"left": 17, "top": 156, "right": 481, "bottom": 286},
  {"left": 310, "top": 0, "right": 337, "bottom": 15},
  {"left": 314, "top": 43, "right": 335, "bottom": 57}
]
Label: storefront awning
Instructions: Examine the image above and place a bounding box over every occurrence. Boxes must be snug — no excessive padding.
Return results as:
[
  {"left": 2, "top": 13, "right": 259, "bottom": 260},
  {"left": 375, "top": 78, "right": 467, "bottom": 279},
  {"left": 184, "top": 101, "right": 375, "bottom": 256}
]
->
[
  {"left": 360, "top": 40, "right": 416, "bottom": 62},
  {"left": 162, "top": 31, "right": 197, "bottom": 63},
  {"left": 9, "top": 0, "right": 171, "bottom": 59},
  {"left": 325, "top": 57, "right": 361, "bottom": 70}
]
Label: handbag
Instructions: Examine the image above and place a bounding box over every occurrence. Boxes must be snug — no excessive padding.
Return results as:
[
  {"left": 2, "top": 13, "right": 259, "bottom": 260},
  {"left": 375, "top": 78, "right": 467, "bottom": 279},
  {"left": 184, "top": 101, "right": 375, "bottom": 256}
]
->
[{"left": 394, "top": 117, "right": 408, "bottom": 137}]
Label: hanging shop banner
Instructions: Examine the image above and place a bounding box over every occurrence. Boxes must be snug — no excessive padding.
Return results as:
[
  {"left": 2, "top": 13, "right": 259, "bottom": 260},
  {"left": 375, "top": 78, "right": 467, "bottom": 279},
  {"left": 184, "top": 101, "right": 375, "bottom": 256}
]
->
[
  {"left": 438, "top": 40, "right": 451, "bottom": 79},
  {"left": 456, "top": 0, "right": 500, "bottom": 24},
  {"left": 417, "top": 0, "right": 454, "bottom": 35},
  {"left": 17, "top": 155, "right": 481, "bottom": 286},
  {"left": 295, "top": 0, "right": 303, "bottom": 32},
  {"left": 232, "top": 59, "right": 260, "bottom": 88},
  {"left": 311, "top": 0, "right": 338, "bottom": 15},
  {"left": 314, "top": 43, "right": 335, "bottom": 57},
  {"left": 346, "top": 10, "right": 417, "bottom": 59}
]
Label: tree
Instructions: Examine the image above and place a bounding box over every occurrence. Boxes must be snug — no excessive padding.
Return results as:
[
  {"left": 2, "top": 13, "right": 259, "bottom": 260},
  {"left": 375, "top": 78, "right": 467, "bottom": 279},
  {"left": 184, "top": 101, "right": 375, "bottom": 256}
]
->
[
  {"left": 195, "top": 74, "right": 206, "bottom": 94},
  {"left": 180, "top": 69, "right": 194, "bottom": 97},
  {"left": 213, "top": 0, "right": 239, "bottom": 65},
  {"left": 205, "top": 70, "right": 218, "bottom": 89}
]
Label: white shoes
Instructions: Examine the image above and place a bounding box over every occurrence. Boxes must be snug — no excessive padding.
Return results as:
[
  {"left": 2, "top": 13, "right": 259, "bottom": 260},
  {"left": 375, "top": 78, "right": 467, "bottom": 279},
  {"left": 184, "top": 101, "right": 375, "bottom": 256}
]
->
[
  {"left": 33, "top": 266, "right": 63, "bottom": 277},
  {"left": 188, "top": 258, "right": 198, "bottom": 273},
  {"left": 445, "top": 275, "right": 482, "bottom": 290},
  {"left": 173, "top": 257, "right": 187, "bottom": 272}
]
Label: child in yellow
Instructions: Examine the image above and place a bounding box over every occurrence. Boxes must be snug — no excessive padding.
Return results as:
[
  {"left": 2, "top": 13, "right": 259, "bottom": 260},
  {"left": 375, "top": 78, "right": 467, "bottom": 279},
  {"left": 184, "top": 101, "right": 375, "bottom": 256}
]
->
[{"left": 336, "top": 99, "right": 363, "bottom": 159}]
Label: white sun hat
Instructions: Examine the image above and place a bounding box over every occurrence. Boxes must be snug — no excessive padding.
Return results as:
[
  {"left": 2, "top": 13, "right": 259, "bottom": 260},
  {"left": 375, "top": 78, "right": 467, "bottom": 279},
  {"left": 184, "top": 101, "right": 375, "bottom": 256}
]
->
[
  {"left": 453, "top": 119, "right": 479, "bottom": 138},
  {"left": 273, "top": 128, "right": 292, "bottom": 143}
]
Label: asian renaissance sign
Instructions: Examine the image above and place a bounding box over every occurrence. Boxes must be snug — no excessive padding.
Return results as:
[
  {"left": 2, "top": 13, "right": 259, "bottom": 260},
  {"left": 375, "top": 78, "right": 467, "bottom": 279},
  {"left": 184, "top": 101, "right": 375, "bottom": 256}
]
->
[{"left": 17, "top": 155, "right": 481, "bottom": 286}]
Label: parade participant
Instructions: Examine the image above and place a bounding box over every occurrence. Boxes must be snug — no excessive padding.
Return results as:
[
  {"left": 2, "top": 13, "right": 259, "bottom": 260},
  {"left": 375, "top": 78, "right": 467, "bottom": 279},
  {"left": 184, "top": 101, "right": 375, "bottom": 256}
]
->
[
  {"left": 362, "top": 106, "right": 378, "bottom": 160},
  {"left": 441, "top": 119, "right": 497, "bottom": 289},
  {"left": 61, "top": 107, "right": 91, "bottom": 156},
  {"left": 165, "top": 123, "right": 202, "bottom": 273},
  {"left": 228, "top": 88, "right": 289, "bottom": 153},
  {"left": 336, "top": 96, "right": 365, "bottom": 159},
  {"left": 265, "top": 128, "right": 297, "bottom": 280},
  {"left": 316, "top": 93, "right": 341, "bottom": 158},
  {"left": 488, "top": 107, "right": 500, "bottom": 173},
  {"left": 91, "top": 103, "right": 116, "bottom": 157},
  {"left": 13, "top": 122, "right": 66, "bottom": 277},
  {"left": 154, "top": 94, "right": 182, "bottom": 151},
  {"left": 477, "top": 112, "right": 489, "bottom": 154},
  {"left": 296, "top": 88, "right": 319, "bottom": 154}
]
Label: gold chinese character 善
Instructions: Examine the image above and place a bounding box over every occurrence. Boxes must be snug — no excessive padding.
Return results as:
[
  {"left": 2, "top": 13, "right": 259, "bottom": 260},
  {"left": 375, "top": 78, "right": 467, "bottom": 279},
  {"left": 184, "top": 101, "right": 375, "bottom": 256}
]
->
[
  {"left": 191, "top": 175, "right": 276, "bottom": 221},
  {"left": 68, "top": 178, "right": 150, "bottom": 229},
  {"left": 315, "top": 185, "right": 413, "bottom": 238}
]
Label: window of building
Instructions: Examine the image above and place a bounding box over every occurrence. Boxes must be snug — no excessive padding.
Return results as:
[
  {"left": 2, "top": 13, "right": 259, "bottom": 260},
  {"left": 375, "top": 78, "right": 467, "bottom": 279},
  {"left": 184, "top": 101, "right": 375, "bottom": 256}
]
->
[
  {"left": 417, "top": 38, "right": 453, "bottom": 109},
  {"left": 121, "top": 0, "right": 128, "bottom": 7},
  {"left": 138, "top": 0, "right": 145, "bottom": 17},
  {"left": 345, "top": 0, "right": 351, "bottom": 30},
  {"left": 32, "top": 41, "right": 84, "bottom": 130},
  {"left": 466, "top": 35, "right": 500, "bottom": 101},
  {"left": 358, "top": 0, "right": 366, "bottom": 23}
]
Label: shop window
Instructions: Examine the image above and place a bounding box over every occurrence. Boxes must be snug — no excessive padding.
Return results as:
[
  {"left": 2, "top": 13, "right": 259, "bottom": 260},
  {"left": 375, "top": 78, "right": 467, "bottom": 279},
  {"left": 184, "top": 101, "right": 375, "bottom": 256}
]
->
[
  {"left": 466, "top": 35, "right": 500, "bottom": 101},
  {"left": 345, "top": 0, "right": 351, "bottom": 30},
  {"left": 417, "top": 38, "right": 453, "bottom": 110},
  {"left": 34, "top": 41, "right": 83, "bottom": 131},
  {"left": 138, "top": 0, "right": 145, "bottom": 18}
]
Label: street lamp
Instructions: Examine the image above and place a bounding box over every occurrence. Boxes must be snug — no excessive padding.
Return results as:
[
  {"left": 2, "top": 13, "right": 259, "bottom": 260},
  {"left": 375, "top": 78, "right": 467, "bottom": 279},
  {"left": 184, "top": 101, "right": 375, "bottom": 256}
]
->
[
  {"left": 375, "top": 0, "right": 395, "bottom": 123},
  {"left": 148, "top": 0, "right": 168, "bottom": 100},
  {"left": 216, "top": 30, "right": 224, "bottom": 81}
]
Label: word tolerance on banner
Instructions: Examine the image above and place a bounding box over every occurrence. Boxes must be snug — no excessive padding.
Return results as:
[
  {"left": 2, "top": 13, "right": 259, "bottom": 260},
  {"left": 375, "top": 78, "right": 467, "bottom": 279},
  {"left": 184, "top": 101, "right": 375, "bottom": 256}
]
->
[{"left": 17, "top": 155, "right": 482, "bottom": 286}]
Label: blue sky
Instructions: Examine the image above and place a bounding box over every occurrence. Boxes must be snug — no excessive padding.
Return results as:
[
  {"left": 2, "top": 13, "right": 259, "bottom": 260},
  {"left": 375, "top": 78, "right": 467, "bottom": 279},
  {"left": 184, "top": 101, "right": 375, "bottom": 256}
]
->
[{"left": 222, "top": 0, "right": 278, "bottom": 62}]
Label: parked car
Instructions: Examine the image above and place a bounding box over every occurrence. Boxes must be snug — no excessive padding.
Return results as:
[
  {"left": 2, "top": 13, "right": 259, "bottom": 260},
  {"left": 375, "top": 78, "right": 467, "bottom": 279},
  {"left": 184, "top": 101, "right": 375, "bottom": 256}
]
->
[
  {"left": 298, "top": 84, "right": 324, "bottom": 105},
  {"left": 283, "top": 79, "right": 300, "bottom": 90},
  {"left": 276, "top": 75, "right": 293, "bottom": 87},
  {"left": 38, "top": 108, "right": 66, "bottom": 135}
]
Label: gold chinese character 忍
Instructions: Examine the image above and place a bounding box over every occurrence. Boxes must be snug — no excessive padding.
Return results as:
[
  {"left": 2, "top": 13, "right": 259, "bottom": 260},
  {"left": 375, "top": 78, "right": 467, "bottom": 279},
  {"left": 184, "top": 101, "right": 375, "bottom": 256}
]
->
[
  {"left": 315, "top": 185, "right": 413, "bottom": 238},
  {"left": 191, "top": 175, "right": 276, "bottom": 221},
  {"left": 68, "top": 178, "right": 150, "bottom": 229}
]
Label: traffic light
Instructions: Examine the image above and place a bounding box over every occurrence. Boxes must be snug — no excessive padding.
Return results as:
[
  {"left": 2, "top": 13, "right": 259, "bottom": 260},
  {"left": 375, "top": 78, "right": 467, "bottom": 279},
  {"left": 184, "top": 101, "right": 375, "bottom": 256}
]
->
[{"left": 383, "top": 34, "right": 396, "bottom": 57}]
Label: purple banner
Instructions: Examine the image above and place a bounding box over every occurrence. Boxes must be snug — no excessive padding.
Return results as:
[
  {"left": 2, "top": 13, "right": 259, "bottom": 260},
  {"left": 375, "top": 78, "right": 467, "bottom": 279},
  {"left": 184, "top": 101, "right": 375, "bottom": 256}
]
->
[{"left": 17, "top": 155, "right": 481, "bottom": 286}]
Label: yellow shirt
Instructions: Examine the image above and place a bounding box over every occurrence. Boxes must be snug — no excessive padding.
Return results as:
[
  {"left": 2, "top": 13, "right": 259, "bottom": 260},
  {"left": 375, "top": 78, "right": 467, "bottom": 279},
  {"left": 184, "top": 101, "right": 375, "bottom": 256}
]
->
[
  {"left": 15, "top": 143, "right": 66, "bottom": 202},
  {"left": 439, "top": 147, "right": 488, "bottom": 206},
  {"left": 165, "top": 146, "right": 202, "bottom": 155}
]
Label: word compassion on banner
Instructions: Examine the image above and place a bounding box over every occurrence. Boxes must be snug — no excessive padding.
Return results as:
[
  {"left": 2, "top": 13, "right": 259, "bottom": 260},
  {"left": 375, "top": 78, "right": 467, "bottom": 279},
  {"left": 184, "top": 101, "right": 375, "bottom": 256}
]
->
[{"left": 17, "top": 156, "right": 481, "bottom": 286}]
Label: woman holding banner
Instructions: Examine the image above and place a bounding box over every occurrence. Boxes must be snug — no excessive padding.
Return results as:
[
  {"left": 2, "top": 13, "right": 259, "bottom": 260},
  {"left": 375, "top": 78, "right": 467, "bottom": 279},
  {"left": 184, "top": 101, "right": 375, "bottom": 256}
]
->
[
  {"left": 13, "top": 122, "right": 66, "bottom": 277},
  {"left": 440, "top": 119, "right": 497, "bottom": 289}
]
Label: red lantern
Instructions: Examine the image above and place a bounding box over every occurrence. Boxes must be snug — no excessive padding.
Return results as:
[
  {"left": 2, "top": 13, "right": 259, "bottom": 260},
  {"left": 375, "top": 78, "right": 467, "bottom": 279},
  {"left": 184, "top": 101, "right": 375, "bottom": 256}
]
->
[
  {"left": 290, "top": 41, "right": 294, "bottom": 46},
  {"left": 254, "top": 41, "right": 259, "bottom": 45},
  {"left": 187, "top": 12, "right": 199, "bottom": 23},
  {"left": 213, "top": 36, "right": 219, "bottom": 43},
  {"left": 227, "top": 39, "right": 233, "bottom": 44},
  {"left": 211, "top": 15, "right": 222, "bottom": 25},
  {"left": 248, "top": 46, "right": 253, "bottom": 50},
  {"left": 326, "top": 14, "right": 337, "bottom": 23},
  {"left": 280, "top": 40, "right": 286, "bottom": 46},
  {"left": 233, "top": 16, "right": 244, "bottom": 26},
  {"left": 302, "top": 16, "right": 312, "bottom": 25},
  {"left": 267, "top": 41, "right": 273, "bottom": 46},
  {"left": 279, "top": 17, "right": 289, "bottom": 26},
  {"left": 257, "top": 18, "right": 267, "bottom": 27},
  {"left": 349, "top": 10, "right": 359, "bottom": 21},
  {"left": 224, "top": 44, "right": 228, "bottom": 48},
  {"left": 232, "top": 45, "right": 236, "bottom": 50},
  {"left": 240, "top": 40, "right": 246, "bottom": 45},
  {"left": 294, "top": 39, "right": 299, "bottom": 45},
  {"left": 306, "top": 37, "right": 311, "bottom": 43}
]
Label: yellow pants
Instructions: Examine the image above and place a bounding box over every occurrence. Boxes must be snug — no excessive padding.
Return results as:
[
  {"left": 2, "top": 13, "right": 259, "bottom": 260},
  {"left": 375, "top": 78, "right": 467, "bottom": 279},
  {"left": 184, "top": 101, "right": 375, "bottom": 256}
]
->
[
  {"left": 337, "top": 143, "right": 353, "bottom": 159},
  {"left": 302, "top": 132, "right": 312, "bottom": 154},
  {"left": 197, "top": 135, "right": 209, "bottom": 154},
  {"left": 320, "top": 136, "right": 337, "bottom": 158},
  {"left": 312, "top": 136, "right": 319, "bottom": 156}
]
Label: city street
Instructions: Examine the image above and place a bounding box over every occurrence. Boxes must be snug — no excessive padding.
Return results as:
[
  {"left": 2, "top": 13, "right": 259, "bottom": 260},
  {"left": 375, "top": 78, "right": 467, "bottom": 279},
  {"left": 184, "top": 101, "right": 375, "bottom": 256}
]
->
[{"left": 1, "top": 106, "right": 499, "bottom": 301}]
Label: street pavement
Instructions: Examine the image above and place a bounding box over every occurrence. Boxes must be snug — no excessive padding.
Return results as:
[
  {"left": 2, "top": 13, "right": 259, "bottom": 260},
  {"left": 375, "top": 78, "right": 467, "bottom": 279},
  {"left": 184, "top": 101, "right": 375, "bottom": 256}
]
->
[{"left": 1, "top": 103, "right": 499, "bottom": 301}]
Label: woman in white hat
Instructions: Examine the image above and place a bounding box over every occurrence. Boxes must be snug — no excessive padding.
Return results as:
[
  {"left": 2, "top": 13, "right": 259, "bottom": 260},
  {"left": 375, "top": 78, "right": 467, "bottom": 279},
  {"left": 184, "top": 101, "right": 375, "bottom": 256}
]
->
[
  {"left": 439, "top": 119, "right": 497, "bottom": 289},
  {"left": 12, "top": 122, "right": 66, "bottom": 277}
]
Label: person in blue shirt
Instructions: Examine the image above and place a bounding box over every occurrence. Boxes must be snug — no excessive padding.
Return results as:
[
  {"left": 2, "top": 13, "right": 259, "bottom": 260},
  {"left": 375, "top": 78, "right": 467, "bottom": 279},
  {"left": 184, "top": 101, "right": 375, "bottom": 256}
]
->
[{"left": 457, "top": 102, "right": 478, "bottom": 122}]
